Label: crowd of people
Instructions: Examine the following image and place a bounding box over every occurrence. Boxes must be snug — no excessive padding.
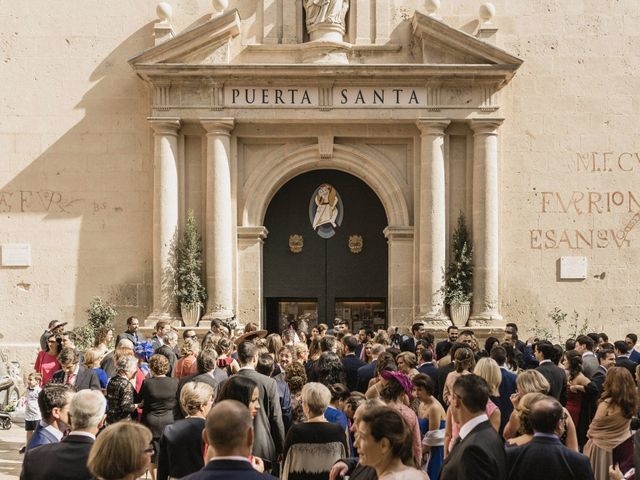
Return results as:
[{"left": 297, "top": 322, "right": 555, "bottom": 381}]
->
[{"left": 20, "top": 316, "right": 640, "bottom": 480}]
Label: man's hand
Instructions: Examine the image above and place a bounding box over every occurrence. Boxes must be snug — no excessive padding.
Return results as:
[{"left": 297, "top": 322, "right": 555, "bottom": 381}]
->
[
  {"left": 329, "top": 461, "right": 348, "bottom": 480},
  {"left": 251, "top": 456, "right": 265, "bottom": 473}
]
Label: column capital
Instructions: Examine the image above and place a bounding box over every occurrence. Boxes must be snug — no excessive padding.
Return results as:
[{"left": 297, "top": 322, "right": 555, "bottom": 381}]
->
[
  {"left": 383, "top": 226, "right": 414, "bottom": 241},
  {"left": 147, "top": 117, "right": 181, "bottom": 136},
  {"left": 416, "top": 118, "right": 450, "bottom": 135},
  {"left": 201, "top": 117, "right": 235, "bottom": 136},
  {"left": 237, "top": 226, "right": 269, "bottom": 242},
  {"left": 469, "top": 118, "right": 504, "bottom": 135}
]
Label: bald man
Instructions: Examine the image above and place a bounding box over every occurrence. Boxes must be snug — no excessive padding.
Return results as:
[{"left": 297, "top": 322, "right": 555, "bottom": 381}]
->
[
  {"left": 506, "top": 397, "right": 594, "bottom": 480},
  {"left": 182, "top": 400, "right": 276, "bottom": 480}
]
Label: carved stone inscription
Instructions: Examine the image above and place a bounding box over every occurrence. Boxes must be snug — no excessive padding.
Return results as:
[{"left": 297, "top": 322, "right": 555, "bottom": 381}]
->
[
  {"left": 529, "top": 152, "right": 639, "bottom": 250},
  {"left": 0, "top": 190, "right": 82, "bottom": 213}
]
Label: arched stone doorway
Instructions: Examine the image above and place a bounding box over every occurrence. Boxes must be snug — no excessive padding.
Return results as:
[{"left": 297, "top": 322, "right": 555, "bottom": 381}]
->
[{"left": 263, "top": 169, "right": 388, "bottom": 333}]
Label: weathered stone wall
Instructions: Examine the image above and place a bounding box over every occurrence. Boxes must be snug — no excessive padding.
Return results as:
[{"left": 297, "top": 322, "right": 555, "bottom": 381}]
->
[{"left": 1, "top": 0, "right": 639, "bottom": 367}]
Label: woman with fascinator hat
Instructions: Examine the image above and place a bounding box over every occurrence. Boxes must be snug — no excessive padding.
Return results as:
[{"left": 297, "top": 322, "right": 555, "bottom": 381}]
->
[{"left": 380, "top": 370, "right": 422, "bottom": 468}]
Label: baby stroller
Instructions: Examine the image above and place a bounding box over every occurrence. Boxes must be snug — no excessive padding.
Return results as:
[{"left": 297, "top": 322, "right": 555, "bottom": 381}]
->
[{"left": 0, "top": 377, "right": 15, "bottom": 429}]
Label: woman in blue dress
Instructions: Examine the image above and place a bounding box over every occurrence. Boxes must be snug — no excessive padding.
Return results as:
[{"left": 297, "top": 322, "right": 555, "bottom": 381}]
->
[{"left": 413, "top": 373, "right": 446, "bottom": 479}]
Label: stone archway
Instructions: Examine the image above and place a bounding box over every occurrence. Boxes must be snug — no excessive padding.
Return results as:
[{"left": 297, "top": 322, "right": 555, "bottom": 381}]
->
[
  {"left": 237, "top": 142, "right": 414, "bottom": 327},
  {"left": 242, "top": 143, "right": 410, "bottom": 228}
]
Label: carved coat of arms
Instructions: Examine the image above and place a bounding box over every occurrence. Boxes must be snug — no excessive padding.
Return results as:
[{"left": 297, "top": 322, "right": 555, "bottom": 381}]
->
[{"left": 348, "top": 235, "right": 363, "bottom": 253}]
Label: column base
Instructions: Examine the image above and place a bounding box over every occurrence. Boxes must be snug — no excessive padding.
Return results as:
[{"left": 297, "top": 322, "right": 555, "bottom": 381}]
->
[
  {"left": 202, "top": 309, "right": 235, "bottom": 322},
  {"left": 416, "top": 311, "right": 451, "bottom": 329},
  {"left": 468, "top": 311, "right": 505, "bottom": 328},
  {"left": 144, "top": 311, "right": 182, "bottom": 328}
]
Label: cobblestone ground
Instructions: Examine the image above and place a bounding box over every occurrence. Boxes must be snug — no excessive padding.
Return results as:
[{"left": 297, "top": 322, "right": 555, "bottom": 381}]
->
[{"left": 0, "top": 421, "right": 24, "bottom": 480}]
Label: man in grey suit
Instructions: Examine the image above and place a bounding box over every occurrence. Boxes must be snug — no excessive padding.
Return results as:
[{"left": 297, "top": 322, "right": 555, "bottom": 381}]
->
[
  {"left": 235, "top": 341, "right": 285, "bottom": 472},
  {"left": 575, "top": 335, "right": 598, "bottom": 379}
]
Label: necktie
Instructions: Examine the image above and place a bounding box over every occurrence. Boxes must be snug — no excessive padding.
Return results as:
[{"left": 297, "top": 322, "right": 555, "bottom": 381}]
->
[
  {"left": 451, "top": 436, "right": 462, "bottom": 451},
  {"left": 66, "top": 373, "right": 75, "bottom": 385}
]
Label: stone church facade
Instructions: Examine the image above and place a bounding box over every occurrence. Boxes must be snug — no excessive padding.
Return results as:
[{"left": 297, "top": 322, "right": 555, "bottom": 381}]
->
[{"left": 1, "top": 1, "right": 639, "bottom": 362}]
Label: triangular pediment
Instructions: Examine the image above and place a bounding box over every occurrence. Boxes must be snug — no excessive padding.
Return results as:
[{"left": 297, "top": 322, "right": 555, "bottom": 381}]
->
[
  {"left": 129, "top": 9, "right": 241, "bottom": 65},
  {"left": 412, "top": 11, "right": 522, "bottom": 67}
]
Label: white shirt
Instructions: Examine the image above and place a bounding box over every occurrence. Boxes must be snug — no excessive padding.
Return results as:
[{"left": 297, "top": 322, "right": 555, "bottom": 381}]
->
[
  {"left": 582, "top": 351, "right": 595, "bottom": 358},
  {"left": 459, "top": 414, "right": 489, "bottom": 440},
  {"left": 538, "top": 359, "right": 552, "bottom": 365},
  {"left": 64, "top": 364, "right": 80, "bottom": 385},
  {"left": 68, "top": 431, "right": 96, "bottom": 440},
  {"left": 210, "top": 455, "right": 251, "bottom": 463}
]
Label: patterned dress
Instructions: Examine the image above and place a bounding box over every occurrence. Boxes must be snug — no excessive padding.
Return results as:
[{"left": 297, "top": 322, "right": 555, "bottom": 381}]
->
[{"left": 105, "top": 375, "right": 136, "bottom": 424}]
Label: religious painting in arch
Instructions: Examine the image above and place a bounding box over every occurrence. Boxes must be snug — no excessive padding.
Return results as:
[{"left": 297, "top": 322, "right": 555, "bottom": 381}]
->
[{"left": 263, "top": 169, "right": 388, "bottom": 334}]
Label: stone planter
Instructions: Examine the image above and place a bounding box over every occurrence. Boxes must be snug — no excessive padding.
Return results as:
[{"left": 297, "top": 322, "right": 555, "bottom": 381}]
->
[
  {"left": 450, "top": 301, "right": 471, "bottom": 326},
  {"left": 181, "top": 304, "right": 202, "bottom": 327}
]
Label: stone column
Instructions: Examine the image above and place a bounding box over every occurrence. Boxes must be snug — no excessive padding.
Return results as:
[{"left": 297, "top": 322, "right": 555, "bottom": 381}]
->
[
  {"left": 384, "top": 226, "right": 415, "bottom": 330},
  {"left": 201, "top": 118, "right": 235, "bottom": 321},
  {"left": 237, "top": 226, "right": 269, "bottom": 327},
  {"left": 147, "top": 118, "right": 181, "bottom": 325},
  {"left": 469, "top": 119, "right": 504, "bottom": 326},
  {"left": 416, "top": 119, "right": 450, "bottom": 326}
]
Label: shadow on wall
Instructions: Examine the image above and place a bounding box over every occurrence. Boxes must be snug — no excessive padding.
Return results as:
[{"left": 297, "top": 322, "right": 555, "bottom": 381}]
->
[{"left": 1, "top": 21, "right": 159, "bottom": 337}]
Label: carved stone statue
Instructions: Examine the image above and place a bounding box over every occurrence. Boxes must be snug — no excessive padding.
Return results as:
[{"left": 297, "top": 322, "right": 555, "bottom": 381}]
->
[{"left": 304, "top": 0, "right": 349, "bottom": 42}]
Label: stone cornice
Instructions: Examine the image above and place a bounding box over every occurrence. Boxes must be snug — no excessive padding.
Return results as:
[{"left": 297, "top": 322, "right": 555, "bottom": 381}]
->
[
  {"left": 129, "top": 9, "right": 241, "bottom": 65},
  {"left": 412, "top": 11, "right": 523, "bottom": 69},
  {"left": 132, "top": 63, "right": 518, "bottom": 84}
]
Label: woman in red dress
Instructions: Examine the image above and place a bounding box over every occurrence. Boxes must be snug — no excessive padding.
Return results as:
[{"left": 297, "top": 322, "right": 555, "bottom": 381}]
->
[{"left": 34, "top": 335, "right": 62, "bottom": 386}]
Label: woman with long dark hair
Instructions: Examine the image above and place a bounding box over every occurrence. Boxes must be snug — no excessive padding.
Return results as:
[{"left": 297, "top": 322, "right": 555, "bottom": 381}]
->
[
  {"left": 317, "top": 351, "right": 346, "bottom": 386},
  {"left": 216, "top": 375, "right": 260, "bottom": 418},
  {"left": 562, "top": 349, "right": 589, "bottom": 448},
  {"left": 34, "top": 335, "right": 62, "bottom": 386},
  {"left": 584, "top": 367, "right": 638, "bottom": 480}
]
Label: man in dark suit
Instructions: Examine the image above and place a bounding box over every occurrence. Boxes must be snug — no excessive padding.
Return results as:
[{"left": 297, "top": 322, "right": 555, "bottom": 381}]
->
[
  {"left": 342, "top": 335, "right": 366, "bottom": 391},
  {"left": 182, "top": 400, "right": 276, "bottom": 480},
  {"left": 440, "top": 374, "right": 507, "bottom": 480},
  {"left": 27, "top": 383, "right": 74, "bottom": 450},
  {"left": 505, "top": 323, "right": 526, "bottom": 354},
  {"left": 506, "top": 396, "right": 594, "bottom": 480},
  {"left": 614, "top": 340, "right": 637, "bottom": 377},
  {"left": 21, "top": 389, "right": 105, "bottom": 480},
  {"left": 578, "top": 348, "right": 615, "bottom": 449},
  {"left": 400, "top": 322, "right": 425, "bottom": 353},
  {"left": 575, "top": 335, "right": 599, "bottom": 379},
  {"left": 534, "top": 341, "right": 567, "bottom": 405},
  {"left": 50, "top": 348, "right": 101, "bottom": 391},
  {"left": 151, "top": 320, "right": 172, "bottom": 351},
  {"left": 235, "top": 341, "right": 285, "bottom": 471},
  {"left": 174, "top": 348, "right": 221, "bottom": 419},
  {"left": 156, "top": 330, "right": 179, "bottom": 376},
  {"left": 354, "top": 328, "right": 373, "bottom": 359},
  {"left": 625, "top": 333, "right": 640, "bottom": 363},
  {"left": 356, "top": 344, "right": 385, "bottom": 393},
  {"left": 435, "top": 325, "right": 458, "bottom": 360},
  {"left": 490, "top": 346, "right": 517, "bottom": 435},
  {"left": 416, "top": 348, "right": 438, "bottom": 380},
  {"left": 115, "top": 315, "right": 145, "bottom": 346}
]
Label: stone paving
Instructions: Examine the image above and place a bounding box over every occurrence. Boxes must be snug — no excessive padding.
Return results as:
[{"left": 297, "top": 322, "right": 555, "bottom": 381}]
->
[{"left": 0, "top": 421, "right": 24, "bottom": 480}]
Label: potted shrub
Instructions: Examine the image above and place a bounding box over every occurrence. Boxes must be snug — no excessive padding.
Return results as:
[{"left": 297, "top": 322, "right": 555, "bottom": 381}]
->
[
  {"left": 176, "top": 211, "right": 207, "bottom": 326},
  {"left": 443, "top": 213, "right": 473, "bottom": 326},
  {"left": 72, "top": 297, "right": 118, "bottom": 351}
]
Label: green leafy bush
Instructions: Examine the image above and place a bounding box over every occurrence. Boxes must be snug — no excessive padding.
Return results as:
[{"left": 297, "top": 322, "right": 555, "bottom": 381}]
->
[
  {"left": 443, "top": 212, "right": 473, "bottom": 306},
  {"left": 175, "top": 211, "right": 207, "bottom": 308}
]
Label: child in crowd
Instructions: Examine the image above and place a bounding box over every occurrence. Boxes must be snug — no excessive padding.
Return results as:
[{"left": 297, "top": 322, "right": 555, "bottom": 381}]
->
[{"left": 20, "top": 372, "right": 42, "bottom": 453}]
